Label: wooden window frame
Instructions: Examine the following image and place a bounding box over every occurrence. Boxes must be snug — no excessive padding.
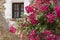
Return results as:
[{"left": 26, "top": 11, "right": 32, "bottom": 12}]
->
[{"left": 12, "top": 2, "right": 24, "bottom": 18}]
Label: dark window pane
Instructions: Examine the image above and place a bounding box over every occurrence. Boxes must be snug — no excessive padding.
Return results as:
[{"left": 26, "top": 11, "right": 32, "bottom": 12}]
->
[{"left": 12, "top": 3, "right": 24, "bottom": 18}]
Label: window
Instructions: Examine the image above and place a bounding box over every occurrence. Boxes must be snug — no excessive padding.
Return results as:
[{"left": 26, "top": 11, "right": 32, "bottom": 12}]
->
[{"left": 12, "top": 3, "right": 24, "bottom": 18}]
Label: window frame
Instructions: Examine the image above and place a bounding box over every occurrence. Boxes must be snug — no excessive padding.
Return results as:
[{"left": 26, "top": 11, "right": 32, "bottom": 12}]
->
[{"left": 12, "top": 2, "right": 24, "bottom": 18}]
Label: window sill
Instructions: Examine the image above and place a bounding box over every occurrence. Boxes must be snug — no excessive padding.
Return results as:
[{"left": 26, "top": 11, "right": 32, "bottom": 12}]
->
[{"left": 11, "top": 18, "right": 15, "bottom": 21}]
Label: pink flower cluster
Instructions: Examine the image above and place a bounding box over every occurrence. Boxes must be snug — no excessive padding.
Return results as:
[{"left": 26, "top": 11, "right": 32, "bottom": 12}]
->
[
  {"left": 28, "top": 29, "right": 39, "bottom": 40},
  {"left": 28, "top": 13, "right": 38, "bottom": 25},
  {"left": 36, "top": 0, "right": 50, "bottom": 4},
  {"left": 21, "top": 23, "right": 28, "bottom": 27},
  {"left": 36, "top": 0, "right": 60, "bottom": 4},
  {"left": 30, "top": 19, "right": 38, "bottom": 25},
  {"left": 54, "top": 6, "right": 60, "bottom": 19},
  {"left": 41, "top": 30, "right": 52, "bottom": 35},
  {"left": 56, "top": 36, "right": 60, "bottom": 40},
  {"left": 40, "top": 31, "right": 55, "bottom": 40},
  {"left": 46, "top": 13, "right": 55, "bottom": 23},
  {"left": 34, "top": 0, "right": 41, "bottom": 8},
  {"left": 25, "top": 6, "right": 34, "bottom": 13},
  {"left": 28, "top": 13, "right": 36, "bottom": 19},
  {"left": 40, "top": 5, "right": 48, "bottom": 12},
  {"left": 9, "top": 26, "right": 16, "bottom": 33},
  {"left": 28, "top": 30, "right": 60, "bottom": 40},
  {"left": 36, "top": 0, "right": 41, "bottom": 3},
  {"left": 53, "top": 0, "right": 60, "bottom": 4},
  {"left": 24, "top": 0, "right": 60, "bottom": 40},
  {"left": 42, "top": 0, "right": 50, "bottom": 4},
  {"left": 25, "top": 5, "right": 38, "bottom": 25},
  {"left": 39, "top": 30, "right": 60, "bottom": 40}
]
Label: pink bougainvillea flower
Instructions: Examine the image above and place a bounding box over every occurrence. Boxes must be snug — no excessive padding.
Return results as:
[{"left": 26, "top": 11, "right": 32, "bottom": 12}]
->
[
  {"left": 33, "top": 37, "right": 39, "bottom": 40},
  {"left": 54, "top": 6, "right": 60, "bottom": 19},
  {"left": 34, "top": 0, "right": 41, "bottom": 8},
  {"left": 56, "top": 36, "right": 60, "bottom": 40},
  {"left": 42, "top": 0, "right": 50, "bottom": 4},
  {"left": 25, "top": 6, "right": 34, "bottom": 13},
  {"left": 46, "top": 13, "right": 55, "bottom": 23},
  {"left": 54, "top": 6, "right": 60, "bottom": 12},
  {"left": 36, "top": 0, "right": 50, "bottom": 4},
  {"left": 40, "top": 5, "right": 48, "bottom": 12},
  {"left": 46, "top": 34, "right": 56, "bottom": 40},
  {"left": 52, "top": 0, "right": 60, "bottom": 4},
  {"left": 28, "top": 29, "right": 36, "bottom": 40},
  {"left": 45, "top": 36, "right": 51, "bottom": 40},
  {"left": 41, "top": 30, "right": 52, "bottom": 35},
  {"left": 9, "top": 26, "right": 16, "bottom": 33},
  {"left": 50, "top": 34, "right": 56, "bottom": 39},
  {"left": 36, "top": 0, "right": 41, "bottom": 3},
  {"left": 39, "top": 30, "right": 57, "bottom": 40},
  {"left": 21, "top": 23, "right": 28, "bottom": 27},
  {"left": 28, "top": 13, "right": 36, "bottom": 19},
  {"left": 28, "top": 29, "right": 40, "bottom": 40},
  {"left": 39, "top": 30, "right": 56, "bottom": 40},
  {"left": 30, "top": 19, "right": 38, "bottom": 25},
  {"left": 27, "top": 13, "right": 38, "bottom": 25},
  {"left": 28, "top": 37, "right": 39, "bottom": 40},
  {"left": 34, "top": 2, "right": 40, "bottom": 8},
  {"left": 45, "top": 34, "right": 56, "bottom": 40},
  {"left": 27, "top": 12, "right": 38, "bottom": 25},
  {"left": 29, "top": 29, "right": 36, "bottom": 37}
]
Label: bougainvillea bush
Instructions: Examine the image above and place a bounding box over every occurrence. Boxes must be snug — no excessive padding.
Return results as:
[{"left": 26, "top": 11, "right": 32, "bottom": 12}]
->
[{"left": 16, "top": 0, "right": 60, "bottom": 40}]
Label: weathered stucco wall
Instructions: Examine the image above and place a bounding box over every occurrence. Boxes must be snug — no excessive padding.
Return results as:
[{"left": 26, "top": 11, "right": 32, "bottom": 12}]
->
[
  {"left": 0, "top": 0, "right": 9, "bottom": 30},
  {"left": 4, "top": 0, "right": 24, "bottom": 19}
]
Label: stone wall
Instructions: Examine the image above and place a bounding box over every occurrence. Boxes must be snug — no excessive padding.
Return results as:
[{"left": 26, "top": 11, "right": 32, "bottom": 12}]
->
[
  {"left": 0, "top": 0, "right": 5, "bottom": 16},
  {"left": 0, "top": 0, "right": 20, "bottom": 40},
  {"left": 0, "top": 0, "right": 9, "bottom": 30}
]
